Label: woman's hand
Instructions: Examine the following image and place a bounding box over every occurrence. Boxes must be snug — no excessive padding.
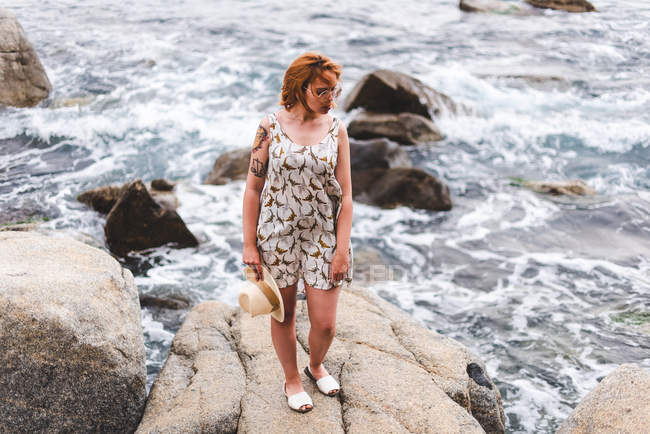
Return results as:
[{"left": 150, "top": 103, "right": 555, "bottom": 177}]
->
[
  {"left": 329, "top": 250, "right": 349, "bottom": 287},
  {"left": 243, "top": 244, "right": 263, "bottom": 281}
]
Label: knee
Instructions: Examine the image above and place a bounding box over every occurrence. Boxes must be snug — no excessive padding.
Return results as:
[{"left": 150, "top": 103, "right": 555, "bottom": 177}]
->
[
  {"left": 316, "top": 322, "right": 336, "bottom": 339},
  {"left": 273, "top": 310, "right": 296, "bottom": 328}
]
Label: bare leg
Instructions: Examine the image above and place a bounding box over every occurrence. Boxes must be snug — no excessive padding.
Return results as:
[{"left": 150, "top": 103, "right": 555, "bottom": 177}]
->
[
  {"left": 270, "top": 283, "right": 312, "bottom": 411},
  {"left": 305, "top": 283, "right": 340, "bottom": 394}
]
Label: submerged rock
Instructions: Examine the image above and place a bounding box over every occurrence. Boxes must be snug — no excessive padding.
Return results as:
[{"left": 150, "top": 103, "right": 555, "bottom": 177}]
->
[
  {"left": 204, "top": 147, "right": 250, "bottom": 185},
  {"left": 349, "top": 137, "right": 411, "bottom": 170},
  {"left": 522, "top": 179, "right": 596, "bottom": 196},
  {"left": 141, "top": 285, "right": 504, "bottom": 433},
  {"left": 348, "top": 111, "right": 443, "bottom": 145},
  {"left": 557, "top": 364, "right": 650, "bottom": 433},
  {"left": 353, "top": 167, "right": 452, "bottom": 211},
  {"left": 77, "top": 184, "right": 125, "bottom": 214},
  {"left": 460, "top": 0, "right": 531, "bottom": 14},
  {"left": 344, "top": 69, "right": 460, "bottom": 120},
  {"left": 0, "top": 231, "right": 146, "bottom": 433},
  {"left": 0, "top": 8, "right": 52, "bottom": 107},
  {"left": 105, "top": 179, "right": 198, "bottom": 256},
  {"left": 524, "top": 0, "right": 597, "bottom": 12}
]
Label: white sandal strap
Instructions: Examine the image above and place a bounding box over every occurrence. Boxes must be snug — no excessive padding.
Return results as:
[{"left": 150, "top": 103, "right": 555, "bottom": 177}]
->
[
  {"left": 316, "top": 375, "right": 340, "bottom": 395},
  {"left": 287, "top": 391, "right": 313, "bottom": 411}
]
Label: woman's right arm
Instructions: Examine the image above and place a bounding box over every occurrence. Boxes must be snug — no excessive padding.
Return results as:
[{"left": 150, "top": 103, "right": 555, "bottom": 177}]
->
[{"left": 242, "top": 116, "right": 271, "bottom": 281}]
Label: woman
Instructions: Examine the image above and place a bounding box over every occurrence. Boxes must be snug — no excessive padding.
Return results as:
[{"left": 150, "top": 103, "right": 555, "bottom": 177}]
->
[{"left": 242, "top": 53, "right": 352, "bottom": 413}]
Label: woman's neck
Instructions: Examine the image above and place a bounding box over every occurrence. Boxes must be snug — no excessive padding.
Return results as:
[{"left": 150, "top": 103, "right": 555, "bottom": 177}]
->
[{"left": 285, "top": 104, "right": 321, "bottom": 122}]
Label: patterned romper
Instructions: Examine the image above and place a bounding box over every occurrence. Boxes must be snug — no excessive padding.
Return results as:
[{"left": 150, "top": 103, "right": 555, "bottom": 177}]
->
[{"left": 256, "top": 112, "right": 352, "bottom": 290}]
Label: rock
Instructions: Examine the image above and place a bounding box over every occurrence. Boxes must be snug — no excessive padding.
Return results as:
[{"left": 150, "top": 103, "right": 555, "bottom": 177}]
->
[
  {"left": 47, "top": 95, "right": 93, "bottom": 109},
  {"left": 139, "top": 294, "right": 190, "bottom": 310},
  {"left": 204, "top": 147, "right": 251, "bottom": 185},
  {"left": 348, "top": 111, "right": 443, "bottom": 145},
  {"left": 144, "top": 285, "right": 503, "bottom": 432},
  {"left": 78, "top": 179, "right": 178, "bottom": 215},
  {"left": 349, "top": 137, "right": 411, "bottom": 171},
  {"left": 460, "top": 0, "right": 529, "bottom": 14},
  {"left": 352, "top": 167, "right": 452, "bottom": 211},
  {"left": 151, "top": 178, "right": 175, "bottom": 191},
  {"left": 0, "top": 231, "right": 146, "bottom": 433},
  {"left": 135, "top": 302, "right": 245, "bottom": 434},
  {"left": 77, "top": 184, "right": 125, "bottom": 214},
  {"left": 0, "top": 8, "right": 52, "bottom": 107},
  {"left": 523, "top": 179, "right": 596, "bottom": 196},
  {"left": 344, "top": 69, "right": 460, "bottom": 120},
  {"left": 557, "top": 364, "right": 650, "bottom": 433},
  {"left": 105, "top": 179, "right": 198, "bottom": 257},
  {"left": 524, "top": 0, "right": 597, "bottom": 12}
]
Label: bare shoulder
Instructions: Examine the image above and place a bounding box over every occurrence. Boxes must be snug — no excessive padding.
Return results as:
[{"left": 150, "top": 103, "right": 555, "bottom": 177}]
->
[{"left": 337, "top": 120, "right": 349, "bottom": 141}]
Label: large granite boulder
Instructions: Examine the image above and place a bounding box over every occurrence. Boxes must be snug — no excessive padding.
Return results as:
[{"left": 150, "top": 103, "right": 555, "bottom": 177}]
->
[
  {"left": 344, "top": 69, "right": 459, "bottom": 120},
  {"left": 349, "top": 137, "right": 411, "bottom": 170},
  {"left": 204, "top": 147, "right": 250, "bottom": 185},
  {"left": 105, "top": 179, "right": 198, "bottom": 256},
  {"left": 140, "top": 286, "right": 504, "bottom": 433},
  {"left": 524, "top": 0, "right": 597, "bottom": 12},
  {"left": 0, "top": 8, "right": 52, "bottom": 107},
  {"left": 135, "top": 302, "right": 245, "bottom": 433},
  {"left": 557, "top": 364, "right": 650, "bottom": 433},
  {"left": 348, "top": 111, "right": 443, "bottom": 145},
  {"left": 353, "top": 167, "right": 452, "bottom": 211},
  {"left": 0, "top": 231, "right": 146, "bottom": 433}
]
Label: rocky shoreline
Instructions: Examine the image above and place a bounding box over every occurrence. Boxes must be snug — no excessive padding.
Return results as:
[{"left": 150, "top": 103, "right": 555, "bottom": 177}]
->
[{"left": 2, "top": 230, "right": 649, "bottom": 433}]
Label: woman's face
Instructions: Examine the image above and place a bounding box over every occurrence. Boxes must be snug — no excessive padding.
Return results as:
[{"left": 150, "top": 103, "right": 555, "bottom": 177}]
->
[{"left": 304, "top": 70, "right": 339, "bottom": 115}]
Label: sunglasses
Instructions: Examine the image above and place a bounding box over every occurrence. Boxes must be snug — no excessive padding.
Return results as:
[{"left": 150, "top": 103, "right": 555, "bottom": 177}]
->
[{"left": 304, "top": 84, "right": 342, "bottom": 100}]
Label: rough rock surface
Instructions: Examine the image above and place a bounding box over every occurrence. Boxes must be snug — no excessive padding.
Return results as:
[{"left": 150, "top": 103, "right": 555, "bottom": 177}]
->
[
  {"left": 344, "top": 69, "right": 460, "bottom": 120},
  {"left": 78, "top": 179, "right": 178, "bottom": 215},
  {"left": 141, "top": 286, "right": 504, "bottom": 433},
  {"left": 204, "top": 147, "right": 250, "bottom": 185},
  {"left": 524, "top": 0, "right": 596, "bottom": 12},
  {"left": 353, "top": 167, "right": 452, "bottom": 211},
  {"left": 0, "top": 231, "right": 146, "bottom": 433},
  {"left": 349, "top": 138, "right": 411, "bottom": 170},
  {"left": 348, "top": 111, "right": 443, "bottom": 145},
  {"left": 105, "top": 179, "right": 198, "bottom": 256},
  {"left": 0, "top": 8, "right": 52, "bottom": 107},
  {"left": 136, "top": 302, "right": 245, "bottom": 434},
  {"left": 557, "top": 364, "right": 650, "bottom": 434}
]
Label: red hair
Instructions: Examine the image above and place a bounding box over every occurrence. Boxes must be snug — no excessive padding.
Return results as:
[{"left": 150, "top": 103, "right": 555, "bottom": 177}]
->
[{"left": 280, "top": 52, "right": 342, "bottom": 111}]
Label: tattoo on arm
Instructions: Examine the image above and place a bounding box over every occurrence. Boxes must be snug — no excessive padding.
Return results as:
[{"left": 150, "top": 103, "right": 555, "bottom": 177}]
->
[
  {"left": 250, "top": 157, "right": 268, "bottom": 178},
  {"left": 252, "top": 124, "right": 269, "bottom": 153}
]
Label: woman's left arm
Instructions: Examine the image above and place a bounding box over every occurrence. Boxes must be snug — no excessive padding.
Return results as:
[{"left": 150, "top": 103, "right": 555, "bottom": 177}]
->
[{"left": 330, "top": 122, "right": 353, "bottom": 285}]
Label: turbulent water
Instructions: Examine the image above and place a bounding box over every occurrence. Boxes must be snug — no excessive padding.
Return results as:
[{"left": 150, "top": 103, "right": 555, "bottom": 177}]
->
[{"left": 2, "top": 0, "right": 649, "bottom": 431}]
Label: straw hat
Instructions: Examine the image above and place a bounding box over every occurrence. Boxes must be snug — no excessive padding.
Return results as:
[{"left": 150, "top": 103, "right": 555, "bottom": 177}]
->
[{"left": 238, "top": 265, "right": 284, "bottom": 322}]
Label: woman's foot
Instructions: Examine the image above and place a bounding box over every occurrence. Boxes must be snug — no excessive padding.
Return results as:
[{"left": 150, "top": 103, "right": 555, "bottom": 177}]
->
[
  {"left": 284, "top": 378, "right": 312, "bottom": 412},
  {"left": 306, "top": 363, "right": 340, "bottom": 396}
]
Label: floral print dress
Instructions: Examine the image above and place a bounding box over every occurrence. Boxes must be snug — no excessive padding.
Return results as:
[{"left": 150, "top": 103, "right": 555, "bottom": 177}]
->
[{"left": 256, "top": 113, "right": 352, "bottom": 290}]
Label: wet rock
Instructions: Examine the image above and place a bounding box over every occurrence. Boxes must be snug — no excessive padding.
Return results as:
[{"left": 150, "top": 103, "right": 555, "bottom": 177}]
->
[
  {"left": 524, "top": 0, "right": 597, "bottom": 12},
  {"left": 557, "top": 364, "right": 650, "bottom": 433},
  {"left": 344, "top": 69, "right": 460, "bottom": 120},
  {"left": 349, "top": 137, "right": 411, "bottom": 170},
  {"left": 150, "top": 178, "right": 175, "bottom": 191},
  {"left": 0, "top": 231, "right": 146, "bottom": 433},
  {"left": 145, "top": 285, "right": 503, "bottom": 432},
  {"left": 521, "top": 179, "right": 596, "bottom": 196},
  {"left": 139, "top": 294, "right": 190, "bottom": 310},
  {"left": 136, "top": 302, "right": 245, "bottom": 434},
  {"left": 77, "top": 184, "right": 125, "bottom": 214},
  {"left": 460, "top": 0, "right": 530, "bottom": 14},
  {"left": 352, "top": 167, "right": 452, "bottom": 211},
  {"left": 47, "top": 95, "right": 94, "bottom": 109},
  {"left": 204, "top": 147, "right": 250, "bottom": 185},
  {"left": 0, "top": 8, "right": 52, "bottom": 107},
  {"left": 348, "top": 111, "right": 443, "bottom": 145},
  {"left": 105, "top": 179, "right": 198, "bottom": 257}
]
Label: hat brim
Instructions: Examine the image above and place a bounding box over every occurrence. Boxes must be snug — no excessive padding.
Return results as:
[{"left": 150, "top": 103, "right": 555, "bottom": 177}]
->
[{"left": 244, "top": 265, "right": 284, "bottom": 323}]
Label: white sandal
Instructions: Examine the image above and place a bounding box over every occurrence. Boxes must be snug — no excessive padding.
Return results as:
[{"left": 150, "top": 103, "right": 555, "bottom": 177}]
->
[
  {"left": 283, "top": 381, "right": 313, "bottom": 413},
  {"left": 305, "top": 366, "right": 340, "bottom": 396}
]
